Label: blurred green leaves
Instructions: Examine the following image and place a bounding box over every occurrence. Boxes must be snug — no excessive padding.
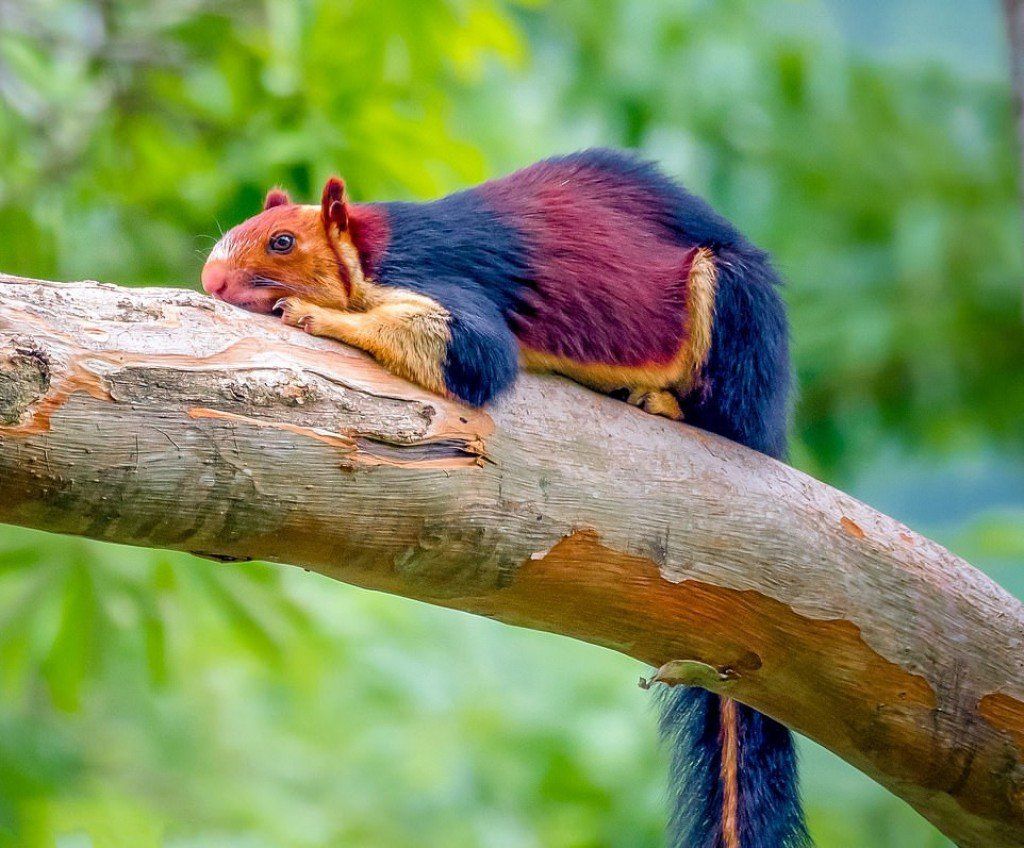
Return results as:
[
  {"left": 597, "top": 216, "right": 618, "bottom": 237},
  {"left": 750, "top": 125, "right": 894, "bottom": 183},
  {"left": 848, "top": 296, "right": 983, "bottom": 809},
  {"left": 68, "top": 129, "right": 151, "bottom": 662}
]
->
[
  {"left": 0, "top": 528, "right": 673, "bottom": 848},
  {"left": 0, "top": 0, "right": 519, "bottom": 286}
]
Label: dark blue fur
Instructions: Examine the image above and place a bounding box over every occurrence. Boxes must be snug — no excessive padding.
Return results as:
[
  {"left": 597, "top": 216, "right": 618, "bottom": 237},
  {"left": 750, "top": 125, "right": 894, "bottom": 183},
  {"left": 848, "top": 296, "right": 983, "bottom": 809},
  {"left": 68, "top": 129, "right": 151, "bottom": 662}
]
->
[
  {"left": 372, "top": 151, "right": 806, "bottom": 846},
  {"left": 441, "top": 287, "right": 520, "bottom": 406},
  {"left": 371, "top": 191, "right": 531, "bottom": 405},
  {"left": 659, "top": 690, "right": 809, "bottom": 848},
  {"left": 736, "top": 703, "right": 808, "bottom": 846},
  {"left": 657, "top": 688, "right": 725, "bottom": 848}
]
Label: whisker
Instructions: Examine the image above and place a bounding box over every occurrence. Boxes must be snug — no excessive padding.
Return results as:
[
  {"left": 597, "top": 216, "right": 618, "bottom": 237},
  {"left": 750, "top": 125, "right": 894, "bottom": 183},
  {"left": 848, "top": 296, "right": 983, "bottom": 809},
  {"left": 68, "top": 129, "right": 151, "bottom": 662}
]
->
[{"left": 251, "top": 276, "right": 303, "bottom": 292}]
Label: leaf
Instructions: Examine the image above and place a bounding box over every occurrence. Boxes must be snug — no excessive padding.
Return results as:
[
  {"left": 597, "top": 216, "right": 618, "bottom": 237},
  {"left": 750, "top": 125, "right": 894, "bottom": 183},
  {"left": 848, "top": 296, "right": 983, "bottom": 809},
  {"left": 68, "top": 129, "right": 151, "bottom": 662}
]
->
[
  {"left": 192, "top": 568, "right": 284, "bottom": 666},
  {"left": 41, "top": 566, "right": 101, "bottom": 713}
]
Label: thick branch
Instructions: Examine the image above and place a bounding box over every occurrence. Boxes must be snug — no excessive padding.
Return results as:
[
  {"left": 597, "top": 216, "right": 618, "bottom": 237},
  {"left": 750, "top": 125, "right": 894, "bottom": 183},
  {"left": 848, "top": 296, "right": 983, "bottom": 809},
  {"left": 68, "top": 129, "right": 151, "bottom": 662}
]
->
[{"left": 0, "top": 273, "right": 1022, "bottom": 847}]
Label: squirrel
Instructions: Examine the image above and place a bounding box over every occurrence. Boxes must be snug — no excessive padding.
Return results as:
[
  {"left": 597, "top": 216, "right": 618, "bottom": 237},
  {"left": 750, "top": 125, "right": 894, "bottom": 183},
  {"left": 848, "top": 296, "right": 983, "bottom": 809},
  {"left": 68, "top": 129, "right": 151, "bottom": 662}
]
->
[{"left": 202, "top": 148, "right": 807, "bottom": 848}]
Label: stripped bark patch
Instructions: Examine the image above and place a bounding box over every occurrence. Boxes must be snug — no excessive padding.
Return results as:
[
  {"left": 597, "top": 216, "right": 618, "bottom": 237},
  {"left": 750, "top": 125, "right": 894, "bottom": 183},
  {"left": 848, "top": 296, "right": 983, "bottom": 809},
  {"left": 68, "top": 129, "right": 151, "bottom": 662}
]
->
[
  {"left": 979, "top": 693, "right": 1024, "bottom": 751},
  {"left": 483, "top": 530, "right": 1024, "bottom": 829},
  {"left": 841, "top": 516, "right": 866, "bottom": 539},
  {"left": 0, "top": 354, "right": 111, "bottom": 435},
  {"left": 422, "top": 529, "right": 1014, "bottom": 827}
]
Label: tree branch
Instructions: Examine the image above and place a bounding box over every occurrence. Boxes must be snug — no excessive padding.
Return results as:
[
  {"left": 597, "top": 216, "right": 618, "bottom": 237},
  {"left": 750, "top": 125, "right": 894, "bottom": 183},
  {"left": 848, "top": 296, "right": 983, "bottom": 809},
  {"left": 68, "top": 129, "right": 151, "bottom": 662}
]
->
[{"left": 0, "top": 273, "right": 1022, "bottom": 847}]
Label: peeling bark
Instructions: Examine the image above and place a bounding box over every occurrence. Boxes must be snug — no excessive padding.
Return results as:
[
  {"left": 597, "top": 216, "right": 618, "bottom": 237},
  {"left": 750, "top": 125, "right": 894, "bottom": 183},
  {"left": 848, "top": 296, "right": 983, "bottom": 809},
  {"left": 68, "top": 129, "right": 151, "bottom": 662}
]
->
[{"left": 0, "top": 273, "right": 1022, "bottom": 847}]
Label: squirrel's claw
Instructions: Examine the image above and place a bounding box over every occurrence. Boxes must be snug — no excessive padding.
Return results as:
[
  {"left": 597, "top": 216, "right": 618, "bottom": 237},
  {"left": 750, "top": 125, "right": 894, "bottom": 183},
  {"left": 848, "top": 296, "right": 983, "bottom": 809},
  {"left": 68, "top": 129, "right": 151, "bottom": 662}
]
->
[
  {"left": 275, "top": 296, "right": 313, "bottom": 328},
  {"left": 276, "top": 297, "right": 328, "bottom": 336}
]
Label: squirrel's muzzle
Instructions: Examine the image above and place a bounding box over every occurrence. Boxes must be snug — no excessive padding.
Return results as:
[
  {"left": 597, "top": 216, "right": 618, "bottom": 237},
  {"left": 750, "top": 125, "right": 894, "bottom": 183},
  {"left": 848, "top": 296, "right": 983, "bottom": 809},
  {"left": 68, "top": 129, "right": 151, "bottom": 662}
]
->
[{"left": 201, "top": 260, "right": 229, "bottom": 298}]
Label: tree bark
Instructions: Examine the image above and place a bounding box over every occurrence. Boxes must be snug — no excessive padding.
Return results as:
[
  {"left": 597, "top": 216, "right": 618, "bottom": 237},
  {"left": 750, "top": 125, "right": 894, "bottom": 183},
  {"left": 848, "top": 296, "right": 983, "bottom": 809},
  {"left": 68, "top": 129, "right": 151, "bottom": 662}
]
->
[{"left": 0, "top": 273, "right": 1022, "bottom": 847}]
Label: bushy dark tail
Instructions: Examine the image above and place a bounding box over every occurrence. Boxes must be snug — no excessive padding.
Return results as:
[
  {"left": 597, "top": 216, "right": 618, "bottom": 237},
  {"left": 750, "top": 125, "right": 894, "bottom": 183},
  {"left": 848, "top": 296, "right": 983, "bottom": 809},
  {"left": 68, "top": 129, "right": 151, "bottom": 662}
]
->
[
  {"left": 655, "top": 204, "right": 804, "bottom": 846},
  {"left": 658, "top": 688, "right": 809, "bottom": 848}
]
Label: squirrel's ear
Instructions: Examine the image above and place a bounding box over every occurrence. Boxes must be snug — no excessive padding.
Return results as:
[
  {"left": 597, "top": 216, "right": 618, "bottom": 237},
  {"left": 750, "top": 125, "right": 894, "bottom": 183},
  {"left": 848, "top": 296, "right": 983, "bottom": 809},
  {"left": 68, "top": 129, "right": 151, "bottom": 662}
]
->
[
  {"left": 263, "top": 188, "right": 291, "bottom": 210},
  {"left": 320, "top": 176, "right": 349, "bottom": 233}
]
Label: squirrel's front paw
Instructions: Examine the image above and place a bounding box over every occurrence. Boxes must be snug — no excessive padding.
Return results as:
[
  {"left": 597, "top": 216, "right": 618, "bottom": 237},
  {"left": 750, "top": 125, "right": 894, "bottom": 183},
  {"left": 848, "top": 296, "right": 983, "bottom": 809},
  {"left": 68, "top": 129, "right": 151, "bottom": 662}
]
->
[{"left": 275, "top": 298, "right": 324, "bottom": 334}]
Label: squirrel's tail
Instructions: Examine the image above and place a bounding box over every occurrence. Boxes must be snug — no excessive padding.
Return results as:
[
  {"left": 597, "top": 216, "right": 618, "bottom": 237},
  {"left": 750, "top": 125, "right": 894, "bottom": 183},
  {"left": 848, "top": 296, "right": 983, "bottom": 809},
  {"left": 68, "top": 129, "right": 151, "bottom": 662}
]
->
[{"left": 658, "top": 687, "right": 809, "bottom": 848}]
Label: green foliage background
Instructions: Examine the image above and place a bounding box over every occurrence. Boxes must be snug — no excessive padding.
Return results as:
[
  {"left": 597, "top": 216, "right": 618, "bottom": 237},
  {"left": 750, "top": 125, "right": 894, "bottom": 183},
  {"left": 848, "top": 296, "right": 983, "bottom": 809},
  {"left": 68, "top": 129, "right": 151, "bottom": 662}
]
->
[{"left": 0, "top": 1, "right": 1022, "bottom": 845}]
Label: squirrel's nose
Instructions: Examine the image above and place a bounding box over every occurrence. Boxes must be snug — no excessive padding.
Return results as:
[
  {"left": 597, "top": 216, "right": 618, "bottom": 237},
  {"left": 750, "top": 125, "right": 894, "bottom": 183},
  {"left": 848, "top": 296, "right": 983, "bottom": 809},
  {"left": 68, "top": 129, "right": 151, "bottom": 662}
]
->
[{"left": 201, "top": 261, "right": 228, "bottom": 297}]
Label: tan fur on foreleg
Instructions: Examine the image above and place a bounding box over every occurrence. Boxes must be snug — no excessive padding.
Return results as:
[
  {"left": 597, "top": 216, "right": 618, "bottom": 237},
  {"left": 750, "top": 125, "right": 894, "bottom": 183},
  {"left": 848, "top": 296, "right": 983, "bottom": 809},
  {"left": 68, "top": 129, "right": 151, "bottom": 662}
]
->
[
  {"left": 276, "top": 298, "right": 338, "bottom": 337},
  {"left": 276, "top": 294, "right": 452, "bottom": 397}
]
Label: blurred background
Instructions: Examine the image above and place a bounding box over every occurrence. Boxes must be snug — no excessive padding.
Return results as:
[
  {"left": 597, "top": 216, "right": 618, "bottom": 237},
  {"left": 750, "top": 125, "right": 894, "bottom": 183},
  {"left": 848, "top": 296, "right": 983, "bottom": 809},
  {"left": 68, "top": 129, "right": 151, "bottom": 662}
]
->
[{"left": 1, "top": 0, "right": 1022, "bottom": 845}]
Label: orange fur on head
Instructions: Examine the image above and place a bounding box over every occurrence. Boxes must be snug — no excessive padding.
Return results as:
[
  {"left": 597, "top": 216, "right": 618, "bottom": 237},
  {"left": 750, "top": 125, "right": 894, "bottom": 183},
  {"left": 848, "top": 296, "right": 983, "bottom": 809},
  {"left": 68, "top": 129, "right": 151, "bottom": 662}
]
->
[{"left": 201, "top": 178, "right": 365, "bottom": 315}]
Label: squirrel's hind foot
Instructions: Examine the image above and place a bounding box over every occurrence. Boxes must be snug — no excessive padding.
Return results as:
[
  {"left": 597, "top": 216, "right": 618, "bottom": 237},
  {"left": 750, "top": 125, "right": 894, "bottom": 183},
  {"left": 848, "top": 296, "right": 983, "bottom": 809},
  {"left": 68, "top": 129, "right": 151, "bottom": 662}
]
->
[{"left": 627, "top": 389, "right": 684, "bottom": 421}]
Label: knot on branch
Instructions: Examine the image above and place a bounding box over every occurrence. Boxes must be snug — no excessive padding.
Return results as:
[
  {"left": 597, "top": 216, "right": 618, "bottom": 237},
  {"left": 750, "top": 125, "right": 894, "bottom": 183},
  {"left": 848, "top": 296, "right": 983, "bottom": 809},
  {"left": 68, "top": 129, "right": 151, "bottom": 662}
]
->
[{"left": 0, "top": 340, "right": 51, "bottom": 425}]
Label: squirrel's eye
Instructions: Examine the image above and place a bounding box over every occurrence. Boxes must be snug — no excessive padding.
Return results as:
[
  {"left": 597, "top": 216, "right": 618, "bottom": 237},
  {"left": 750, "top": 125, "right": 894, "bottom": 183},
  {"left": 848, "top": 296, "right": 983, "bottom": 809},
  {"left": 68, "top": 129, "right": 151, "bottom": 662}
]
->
[{"left": 268, "top": 233, "right": 295, "bottom": 254}]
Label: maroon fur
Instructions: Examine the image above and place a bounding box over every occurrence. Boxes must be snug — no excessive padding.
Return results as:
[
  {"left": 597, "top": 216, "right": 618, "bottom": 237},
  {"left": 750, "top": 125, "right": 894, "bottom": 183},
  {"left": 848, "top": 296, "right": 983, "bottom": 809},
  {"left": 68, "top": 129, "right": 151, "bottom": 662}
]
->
[
  {"left": 321, "top": 177, "right": 349, "bottom": 232},
  {"left": 263, "top": 188, "right": 291, "bottom": 209},
  {"left": 480, "top": 162, "right": 697, "bottom": 366},
  {"left": 348, "top": 205, "right": 390, "bottom": 277}
]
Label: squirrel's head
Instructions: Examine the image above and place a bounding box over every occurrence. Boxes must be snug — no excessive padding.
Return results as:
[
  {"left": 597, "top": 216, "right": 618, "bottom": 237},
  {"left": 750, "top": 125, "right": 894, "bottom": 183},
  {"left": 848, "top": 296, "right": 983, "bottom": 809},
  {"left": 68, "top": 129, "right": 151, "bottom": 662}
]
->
[{"left": 201, "top": 177, "right": 362, "bottom": 314}]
